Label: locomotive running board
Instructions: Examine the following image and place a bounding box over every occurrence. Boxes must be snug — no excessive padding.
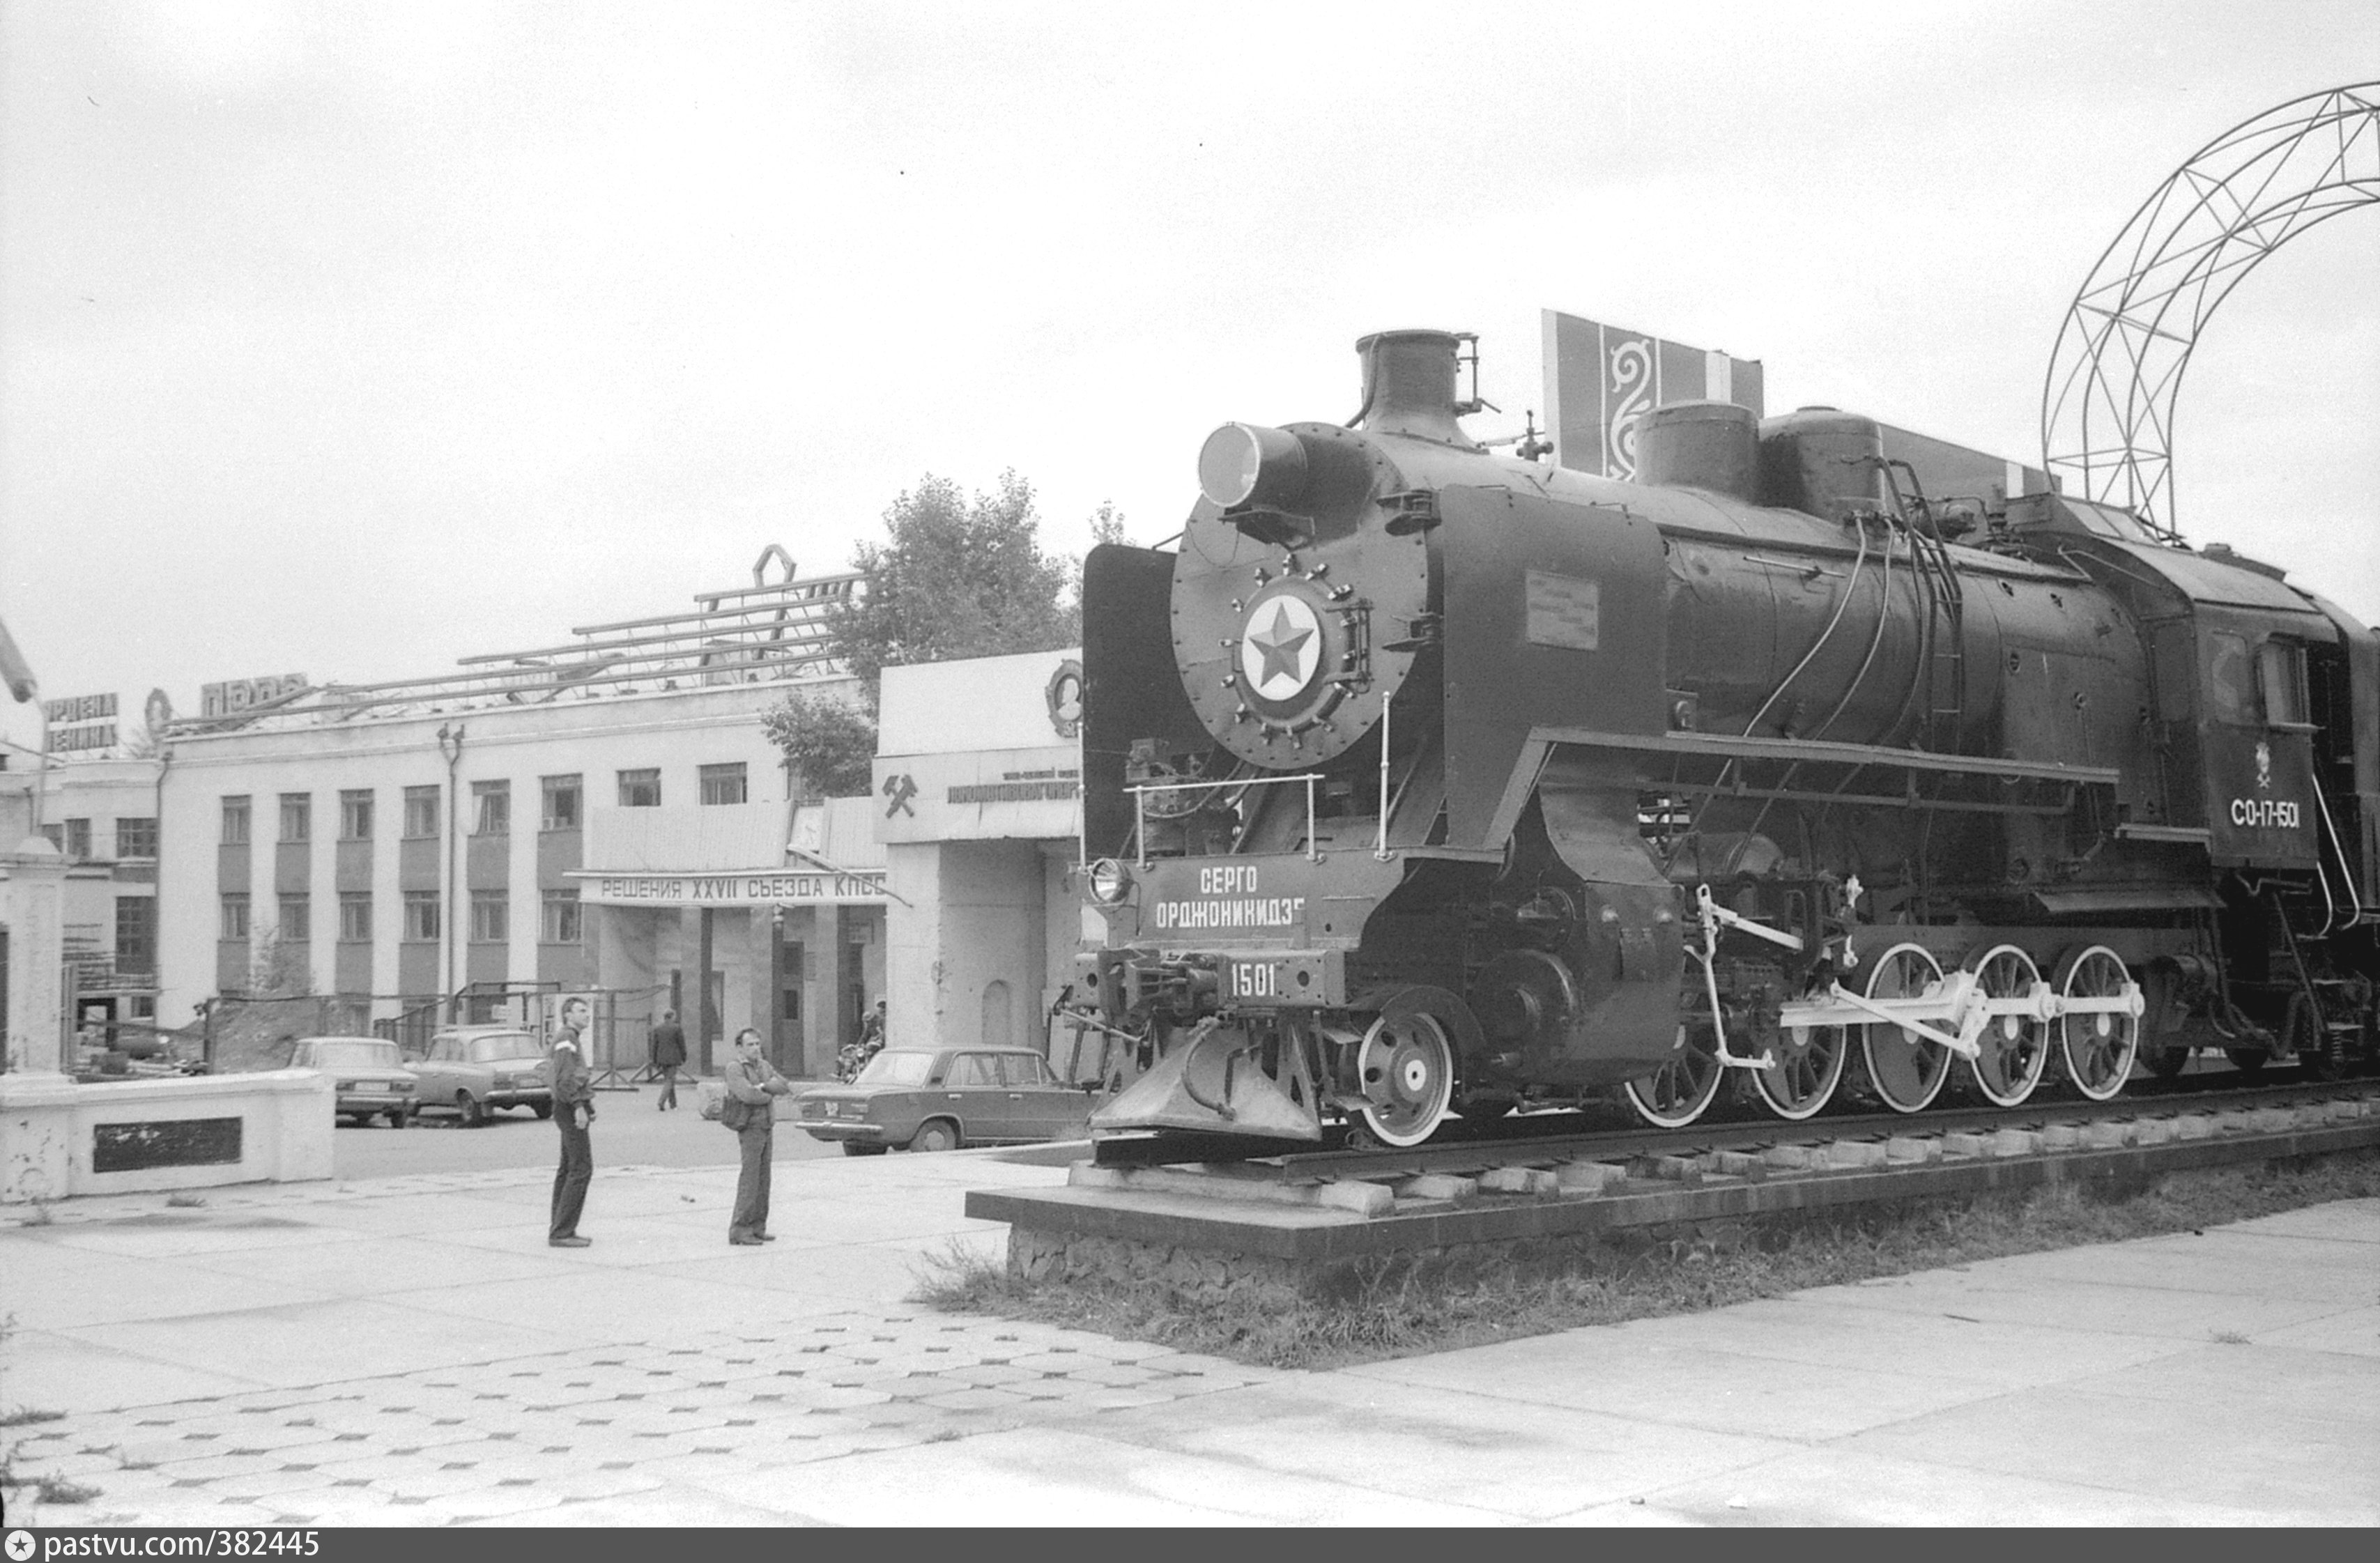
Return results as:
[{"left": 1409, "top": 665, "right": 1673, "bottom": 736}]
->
[
  {"left": 1528, "top": 727, "right": 2122, "bottom": 787},
  {"left": 1482, "top": 727, "right": 2122, "bottom": 847}
]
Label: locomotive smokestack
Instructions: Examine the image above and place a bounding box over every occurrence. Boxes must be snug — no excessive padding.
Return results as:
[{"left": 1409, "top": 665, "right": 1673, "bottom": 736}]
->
[{"left": 1353, "top": 329, "right": 1480, "bottom": 449}]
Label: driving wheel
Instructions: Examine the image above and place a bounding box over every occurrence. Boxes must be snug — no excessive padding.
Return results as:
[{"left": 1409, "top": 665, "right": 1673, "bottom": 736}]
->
[
  {"left": 1858, "top": 942, "right": 1952, "bottom": 1113},
  {"left": 2057, "top": 944, "right": 2140, "bottom": 1101},
  {"left": 1623, "top": 1020, "right": 1724, "bottom": 1129},
  {"left": 1964, "top": 944, "right": 2049, "bottom": 1108}
]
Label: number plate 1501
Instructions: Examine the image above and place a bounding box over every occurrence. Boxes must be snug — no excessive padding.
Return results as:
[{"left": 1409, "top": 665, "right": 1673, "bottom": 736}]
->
[{"left": 1226, "top": 960, "right": 1284, "bottom": 1001}]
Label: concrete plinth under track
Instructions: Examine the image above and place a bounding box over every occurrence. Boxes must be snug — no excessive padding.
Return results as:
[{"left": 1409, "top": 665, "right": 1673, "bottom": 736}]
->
[{"left": 965, "top": 1098, "right": 2380, "bottom": 1306}]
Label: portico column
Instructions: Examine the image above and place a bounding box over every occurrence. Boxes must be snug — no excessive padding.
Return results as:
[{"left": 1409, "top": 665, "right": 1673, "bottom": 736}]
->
[
  {"left": 803, "top": 900, "right": 840, "bottom": 1079},
  {"left": 3, "top": 836, "right": 68, "bottom": 1076}
]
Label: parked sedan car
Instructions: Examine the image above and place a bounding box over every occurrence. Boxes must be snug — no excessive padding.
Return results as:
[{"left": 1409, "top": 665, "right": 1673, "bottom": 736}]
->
[
  {"left": 796, "top": 1045, "right": 1092, "bottom": 1155},
  {"left": 290, "top": 1035, "right": 420, "bottom": 1128},
  {"left": 410, "top": 1026, "right": 555, "bottom": 1125}
]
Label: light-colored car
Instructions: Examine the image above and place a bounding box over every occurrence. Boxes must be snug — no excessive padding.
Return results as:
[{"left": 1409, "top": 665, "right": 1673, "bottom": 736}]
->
[
  {"left": 795, "top": 1045, "right": 1093, "bottom": 1155},
  {"left": 290, "top": 1035, "right": 420, "bottom": 1128},
  {"left": 410, "top": 1026, "right": 555, "bottom": 1125}
]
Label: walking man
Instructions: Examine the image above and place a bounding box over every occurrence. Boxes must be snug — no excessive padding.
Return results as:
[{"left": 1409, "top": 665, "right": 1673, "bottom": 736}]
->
[
  {"left": 548, "top": 995, "right": 596, "bottom": 1247},
  {"left": 649, "top": 1008, "right": 687, "bottom": 1110},
  {"left": 725, "top": 1026, "right": 792, "bottom": 1246}
]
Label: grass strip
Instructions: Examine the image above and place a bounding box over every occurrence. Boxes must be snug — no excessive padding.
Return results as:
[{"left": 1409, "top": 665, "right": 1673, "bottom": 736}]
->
[{"left": 913, "top": 1149, "right": 2380, "bottom": 1371}]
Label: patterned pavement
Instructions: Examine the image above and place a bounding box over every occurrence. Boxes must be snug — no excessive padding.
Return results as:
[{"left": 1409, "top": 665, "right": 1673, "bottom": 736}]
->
[{"left": 6, "top": 1309, "right": 1275, "bottom": 1526}]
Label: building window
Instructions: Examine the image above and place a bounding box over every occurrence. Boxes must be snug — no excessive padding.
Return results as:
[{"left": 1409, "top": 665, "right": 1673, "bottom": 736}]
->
[
  {"left": 402, "top": 891, "right": 440, "bottom": 942},
  {"left": 62, "top": 817, "right": 92, "bottom": 861},
  {"left": 220, "top": 893, "right": 250, "bottom": 940},
  {"left": 279, "top": 893, "right": 311, "bottom": 944},
  {"left": 473, "top": 780, "right": 510, "bottom": 836},
  {"left": 541, "top": 889, "right": 583, "bottom": 944},
  {"left": 115, "top": 816, "right": 158, "bottom": 859},
  {"left": 541, "top": 774, "right": 582, "bottom": 831},
  {"left": 339, "top": 790, "right": 374, "bottom": 840},
  {"left": 339, "top": 893, "right": 372, "bottom": 942},
  {"left": 470, "top": 891, "right": 507, "bottom": 943},
  {"left": 279, "top": 792, "right": 311, "bottom": 842},
  {"left": 699, "top": 762, "right": 748, "bottom": 806},
  {"left": 403, "top": 785, "right": 440, "bottom": 838},
  {"left": 222, "top": 796, "right": 250, "bottom": 845},
  {"left": 617, "top": 768, "right": 661, "bottom": 808},
  {"left": 115, "top": 897, "right": 157, "bottom": 975}
]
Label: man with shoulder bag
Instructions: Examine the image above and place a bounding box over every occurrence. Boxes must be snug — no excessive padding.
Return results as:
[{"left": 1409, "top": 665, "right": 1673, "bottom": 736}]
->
[{"left": 723, "top": 1027, "right": 793, "bottom": 1246}]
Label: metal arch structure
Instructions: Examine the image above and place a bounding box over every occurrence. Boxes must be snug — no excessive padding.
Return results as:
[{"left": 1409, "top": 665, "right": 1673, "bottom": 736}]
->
[{"left": 2042, "top": 84, "right": 2380, "bottom": 542}]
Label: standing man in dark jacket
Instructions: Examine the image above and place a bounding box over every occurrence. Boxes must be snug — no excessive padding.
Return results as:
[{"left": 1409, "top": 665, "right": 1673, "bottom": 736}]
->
[
  {"left": 724, "top": 1026, "right": 792, "bottom": 1245},
  {"left": 648, "top": 1008, "right": 688, "bottom": 1111},
  {"left": 547, "top": 996, "right": 596, "bottom": 1247}
]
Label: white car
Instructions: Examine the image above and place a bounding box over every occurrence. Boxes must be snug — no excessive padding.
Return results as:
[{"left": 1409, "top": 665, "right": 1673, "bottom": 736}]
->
[
  {"left": 290, "top": 1035, "right": 420, "bottom": 1128},
  {"left": 409, "top": 1026, "right": 555, "bottom": 1126}
]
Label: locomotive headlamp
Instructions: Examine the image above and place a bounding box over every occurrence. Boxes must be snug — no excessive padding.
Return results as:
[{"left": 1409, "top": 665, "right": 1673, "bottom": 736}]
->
[
  {"left": 1087, "top": 857, "right": 1134, "bottom": 905},
  {"left": 1198, "top": 422, "right": 1308, "bottom": 511}
]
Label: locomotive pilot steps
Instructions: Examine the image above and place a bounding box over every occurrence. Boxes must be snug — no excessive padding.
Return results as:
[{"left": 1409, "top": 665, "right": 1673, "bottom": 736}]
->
[{"left": 1063, "top": 329, "right": 2380, "bottom": 1151}]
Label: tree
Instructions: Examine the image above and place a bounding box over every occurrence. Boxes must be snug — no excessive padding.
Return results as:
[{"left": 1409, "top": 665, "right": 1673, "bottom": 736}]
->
[
  {"left": 832, "top": 470, "right": 1080, "bottom": 705},
  {"left": 247, "top": 923, "right": 312, "bottom": 998},
  {"left": 760, "top": 688, "right": 877, "bottom": 798},
  {"left": 758, "top": 472, "right": 1114, "bottom": 794}
]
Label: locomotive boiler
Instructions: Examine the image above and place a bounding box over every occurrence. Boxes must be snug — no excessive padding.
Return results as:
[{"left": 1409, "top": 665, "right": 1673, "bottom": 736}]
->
[{"left": 1068, "top": 329, "right": 2380, "bottom": 1146}]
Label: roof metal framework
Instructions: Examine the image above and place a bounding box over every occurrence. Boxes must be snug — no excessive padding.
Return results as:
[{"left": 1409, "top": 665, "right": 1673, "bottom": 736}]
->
[
  {"left": 178, "top": 571, "right": 864, "bottom": 734},
  {"left": 2041, "top": 83, "right": 2380, "bottom": 541}
]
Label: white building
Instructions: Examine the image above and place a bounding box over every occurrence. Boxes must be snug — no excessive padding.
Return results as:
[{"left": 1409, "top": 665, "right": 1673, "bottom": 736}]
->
[
  {"left": 873, "top": 648, "right": 1085, "bottom": 1059},
  {"left": 26, "top": 573, "right": 1107, "bottom": 1087},
  {"left": 152, "top": 567, "right": 884, "bottom": 1077}
]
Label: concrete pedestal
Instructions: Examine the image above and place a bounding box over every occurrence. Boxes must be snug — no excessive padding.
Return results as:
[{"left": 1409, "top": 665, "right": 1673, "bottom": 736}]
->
[{"left": 0, "top": 1068, "right": 334, "bottom": 1203}]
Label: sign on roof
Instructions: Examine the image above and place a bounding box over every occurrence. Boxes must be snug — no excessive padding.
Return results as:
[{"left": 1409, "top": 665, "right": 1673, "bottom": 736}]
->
[
  {"left": 201, "top": 673, "right": 308, "bottom": 718},
  {"left": 1542, "top": 309, "right": 1764, "bottom": 482}
]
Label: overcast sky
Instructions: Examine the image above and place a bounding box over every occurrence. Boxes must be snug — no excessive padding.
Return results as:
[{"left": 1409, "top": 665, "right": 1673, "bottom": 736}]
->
[{"left": 3, "top": 2, "right": 2374, "bottom": 751}]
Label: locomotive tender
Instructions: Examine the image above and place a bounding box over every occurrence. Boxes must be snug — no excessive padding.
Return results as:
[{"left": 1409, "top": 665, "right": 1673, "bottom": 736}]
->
[{"left": 1071, "top": 330, "right": 2380, "bottom": 1146}]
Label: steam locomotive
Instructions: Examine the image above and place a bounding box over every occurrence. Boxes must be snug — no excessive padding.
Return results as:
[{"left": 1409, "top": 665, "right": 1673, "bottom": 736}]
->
[{"left": 1069, "top": 329, "right": 2379, "bottom": 1147}]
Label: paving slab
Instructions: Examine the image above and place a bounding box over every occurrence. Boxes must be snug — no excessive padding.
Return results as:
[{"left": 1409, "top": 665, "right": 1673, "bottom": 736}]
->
[
  {"left": 404, "top": 1268, "right": 804, "bottom": 1341},
  {"left": 0, "top": 1242, "right": 338, "bottom": 1329},
  {"left": 167, "top": 1232, "right": 582, "bottom": 1297},
  {"left": 1588, "top": 1293, "right": 2197, "bottom": 1391},
  {"left": 0, "top": 1326, "right": 282, "bottom": 1410},
  {"left": 2057, "top": 1341, "right": 2380, "bottom": 1429},
  {"left": 682, "top": 1426, "right": 1507, "bottom": 1526},
  {"left": 1077, "top": 1373, "right": 1792, "bottom": 1522},
  {"left": 1558, "top": 1445, "right": 2337, "bottom": 1527},
  {"left": 1807, "top": 1270, "right": 2347, "bottom": 1341},
  {"left": 1834, "top": 1380, "right": 2380, "bottom": 1520},
  {"left": 1973, "top": 1232, "right": 2380, "bottom": 1304},
  {"left": 56, "top": 1297, "right": 557, "bottom": 1391},
  {"left": 1345, "top": 1332, "right": 1998, "bottom": 1442},
  {"left": 2223, "top": 1196, "right": 2380, "bottom": 1244},
  {"left": 2245, "top": 1304, "right": 2380, "bottom": 1358}
]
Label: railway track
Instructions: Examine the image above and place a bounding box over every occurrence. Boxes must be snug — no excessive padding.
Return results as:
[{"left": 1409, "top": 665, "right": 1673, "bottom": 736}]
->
[{"left": 1089, "top": 1070, "right": 2379, "bottom": 1176}]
